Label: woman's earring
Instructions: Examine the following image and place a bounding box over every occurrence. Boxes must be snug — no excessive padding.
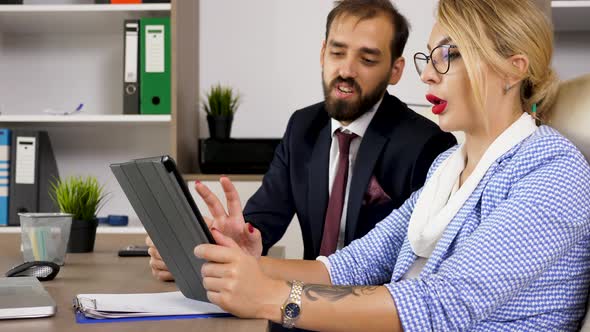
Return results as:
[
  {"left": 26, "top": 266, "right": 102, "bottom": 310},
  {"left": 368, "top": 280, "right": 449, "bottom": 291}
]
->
[{"left": 503, "top": 83, "right": 513, "bottom": 95}]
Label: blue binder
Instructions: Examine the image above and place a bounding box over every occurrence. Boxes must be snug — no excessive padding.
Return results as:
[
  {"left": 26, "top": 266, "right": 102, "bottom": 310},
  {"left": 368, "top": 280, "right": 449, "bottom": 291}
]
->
[
  {"left": 0, "top": 129, "right": 10, "bottom": 226},
  {"left": 75, "top": 311, "right": 230, "bottom": 324}
]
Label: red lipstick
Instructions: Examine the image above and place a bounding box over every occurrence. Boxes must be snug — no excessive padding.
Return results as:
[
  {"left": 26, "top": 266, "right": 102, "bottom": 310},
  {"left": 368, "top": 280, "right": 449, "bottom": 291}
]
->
[{"left": 426, "top": 94, "right": 448, "bottom": 115}]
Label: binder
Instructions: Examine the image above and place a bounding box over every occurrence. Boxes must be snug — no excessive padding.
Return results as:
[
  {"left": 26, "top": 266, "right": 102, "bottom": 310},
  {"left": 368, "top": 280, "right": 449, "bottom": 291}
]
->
[
  {"left": 140, "top": 17, "right": 171, "bottom": 115},
  {"left": 110, "top": 0, "right": 141, "bottom": 4},
  {"left": 0, "top": 129, "right": 10, "bottom": 226},
  {"left": 8, "top": 131, "right": 59, "bottom": 226},
  {"left": 123, "top": 19, "right": 140, "bottom": 115},
  {"left": 94, "top": 1, "right": 169, "bottom": 3}
]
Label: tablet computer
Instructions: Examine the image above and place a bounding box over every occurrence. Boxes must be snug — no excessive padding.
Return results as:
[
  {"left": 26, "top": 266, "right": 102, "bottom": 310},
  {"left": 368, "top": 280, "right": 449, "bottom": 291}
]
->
[{"left": 110, "top": 155, "right": 214, "bottom": 302}]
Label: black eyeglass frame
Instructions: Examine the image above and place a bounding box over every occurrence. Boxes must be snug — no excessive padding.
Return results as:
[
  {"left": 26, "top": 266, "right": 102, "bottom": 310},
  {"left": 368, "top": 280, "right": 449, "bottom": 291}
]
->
[{"left": 413, "top": 44, "right": 459, "bottom": 75}]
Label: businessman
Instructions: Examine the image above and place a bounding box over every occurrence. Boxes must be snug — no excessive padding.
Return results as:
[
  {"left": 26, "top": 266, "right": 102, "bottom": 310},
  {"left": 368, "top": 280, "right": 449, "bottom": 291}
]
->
[{"left": 148, "top": 0, "right": 456, "bottom": 277}]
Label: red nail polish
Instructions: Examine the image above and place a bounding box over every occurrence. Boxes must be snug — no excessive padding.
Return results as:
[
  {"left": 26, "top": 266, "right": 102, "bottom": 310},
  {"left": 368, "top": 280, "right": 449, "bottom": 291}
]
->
[
  {"left": 195, "top": 180, "right": 201, "bottom": 185},
  {"left": 248, "top": 224, "right": 254, "bottom": 234}
]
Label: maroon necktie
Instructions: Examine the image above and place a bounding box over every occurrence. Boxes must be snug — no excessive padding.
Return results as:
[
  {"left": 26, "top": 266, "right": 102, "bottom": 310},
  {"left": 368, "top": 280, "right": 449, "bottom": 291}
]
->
[{"left": 320, "top": 130, "right": 358, "bottom": 256}]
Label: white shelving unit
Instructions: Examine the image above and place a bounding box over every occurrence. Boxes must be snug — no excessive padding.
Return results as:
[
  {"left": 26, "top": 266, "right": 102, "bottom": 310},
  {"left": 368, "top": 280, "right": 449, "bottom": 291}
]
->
[
  {"left": 0, "top": 2, "right": 173, "bottom": 229},
  {"left": 0, "top": 3, "right": 170, "bottom": 117},
  {"left": 0, "top": 114, "right": 171, "bottom": 124},
  {"left": 0, "top": 225, "right": 146, "bottom": 234},
  {"left": 0, "top": 4, "right": 170, "bottom": 34}
]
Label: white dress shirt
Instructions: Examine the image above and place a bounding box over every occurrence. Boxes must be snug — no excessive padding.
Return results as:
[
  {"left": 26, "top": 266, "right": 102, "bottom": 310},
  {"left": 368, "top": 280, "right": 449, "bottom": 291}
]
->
[{"left": 328, "top": 97, "right": 382, "bottom": 250}]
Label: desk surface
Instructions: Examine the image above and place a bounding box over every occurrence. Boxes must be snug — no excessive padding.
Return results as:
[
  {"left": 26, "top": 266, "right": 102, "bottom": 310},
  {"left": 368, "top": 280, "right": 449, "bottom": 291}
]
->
[{"left": 0, "top": 233, "right": 267, "bottom": 332}]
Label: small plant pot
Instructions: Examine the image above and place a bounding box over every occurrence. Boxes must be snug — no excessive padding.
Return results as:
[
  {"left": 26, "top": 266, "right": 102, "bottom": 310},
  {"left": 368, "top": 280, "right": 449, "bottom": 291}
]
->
[
  {"left": 207, "top": 114, "right": 233, "bottom": 139},
  {"left": 67, "top": 218, "right": 98, "bottom": 253}
]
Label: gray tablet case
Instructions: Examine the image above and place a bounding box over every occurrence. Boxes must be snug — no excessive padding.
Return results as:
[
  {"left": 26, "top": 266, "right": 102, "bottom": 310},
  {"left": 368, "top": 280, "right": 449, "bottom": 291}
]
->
[{"left": 110, "top": 155, "right": 214, "bottom": 302}]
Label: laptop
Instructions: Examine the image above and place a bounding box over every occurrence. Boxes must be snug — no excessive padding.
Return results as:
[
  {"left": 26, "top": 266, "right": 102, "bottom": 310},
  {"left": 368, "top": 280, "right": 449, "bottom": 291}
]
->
[{"left": 0, "top": 277, "right": 56, "bottom": 319}]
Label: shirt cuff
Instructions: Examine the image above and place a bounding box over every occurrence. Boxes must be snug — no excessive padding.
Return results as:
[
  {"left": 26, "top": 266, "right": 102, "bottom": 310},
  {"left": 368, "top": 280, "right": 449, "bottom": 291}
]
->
[{"left": 315, "top": 255, "right": 332, "bottom": 283}]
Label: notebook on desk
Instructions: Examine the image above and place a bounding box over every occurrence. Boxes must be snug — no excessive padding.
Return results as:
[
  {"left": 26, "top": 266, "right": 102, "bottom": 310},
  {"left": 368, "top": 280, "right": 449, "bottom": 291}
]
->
[{"left": 0, "top": 277, "right": 56, "bottom": 319}]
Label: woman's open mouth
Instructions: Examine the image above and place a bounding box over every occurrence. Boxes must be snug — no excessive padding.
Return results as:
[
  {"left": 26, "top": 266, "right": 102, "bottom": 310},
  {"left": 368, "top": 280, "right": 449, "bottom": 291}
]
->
[{"left": 426, "top": 94, "right": 448, "bottom": 115}]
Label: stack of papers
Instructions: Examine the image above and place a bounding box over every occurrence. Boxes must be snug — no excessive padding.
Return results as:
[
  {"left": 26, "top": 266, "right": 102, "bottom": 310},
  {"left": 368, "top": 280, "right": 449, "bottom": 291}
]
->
[{"left": 73, "top": 291, "right": 228, "bottom": 320}]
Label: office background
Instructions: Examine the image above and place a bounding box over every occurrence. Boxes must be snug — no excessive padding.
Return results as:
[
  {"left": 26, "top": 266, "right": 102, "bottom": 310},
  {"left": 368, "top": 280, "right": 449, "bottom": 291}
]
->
[
  {"left": 195, "top": 0, "right": 590, "bottom": 258},
  {"left": 0, "top": 0, "right": 588, "bottom": 259}
]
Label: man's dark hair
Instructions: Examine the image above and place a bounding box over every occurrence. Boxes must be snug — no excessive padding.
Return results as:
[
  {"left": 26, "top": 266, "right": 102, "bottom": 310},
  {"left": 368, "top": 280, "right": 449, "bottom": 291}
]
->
[{"left": 325, "top": 0, "right": 410, "bottom": 64}]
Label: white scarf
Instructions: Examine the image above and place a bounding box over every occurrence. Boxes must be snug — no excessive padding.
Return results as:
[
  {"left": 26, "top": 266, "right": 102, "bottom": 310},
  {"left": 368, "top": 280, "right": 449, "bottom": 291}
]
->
[{"left": 408, "top": 113, "right": 538, "bottom": 258}]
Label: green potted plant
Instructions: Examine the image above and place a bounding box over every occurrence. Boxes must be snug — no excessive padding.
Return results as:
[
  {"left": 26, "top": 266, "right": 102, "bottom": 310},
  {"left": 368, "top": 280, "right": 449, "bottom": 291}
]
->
[
  {"left": 49, "top": 176, "right": 108, "bottom": 253},
  {"left": 202, "top": 83, "right": 241, "bottom": 139}
]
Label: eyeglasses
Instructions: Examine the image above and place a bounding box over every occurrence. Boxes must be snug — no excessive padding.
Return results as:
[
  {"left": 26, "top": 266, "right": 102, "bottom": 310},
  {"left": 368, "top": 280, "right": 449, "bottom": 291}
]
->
[{"left": 414, "top": 45, "right": 460, "bottom": 76}]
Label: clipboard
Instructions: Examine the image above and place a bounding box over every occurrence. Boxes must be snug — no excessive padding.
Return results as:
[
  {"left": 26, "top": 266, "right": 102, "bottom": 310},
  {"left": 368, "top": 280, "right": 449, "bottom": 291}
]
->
[
  {"left": 73, "top": 291, "right": 230, "bottom": 324},
  {"left": 110, "top": 156, "right": 215, "bottom": 302}
]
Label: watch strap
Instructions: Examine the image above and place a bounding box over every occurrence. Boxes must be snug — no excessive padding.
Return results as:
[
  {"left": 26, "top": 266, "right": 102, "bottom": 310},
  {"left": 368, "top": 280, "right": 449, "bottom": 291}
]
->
[{"left": 282, "top": 280, "right": 304, "bottom": 328}]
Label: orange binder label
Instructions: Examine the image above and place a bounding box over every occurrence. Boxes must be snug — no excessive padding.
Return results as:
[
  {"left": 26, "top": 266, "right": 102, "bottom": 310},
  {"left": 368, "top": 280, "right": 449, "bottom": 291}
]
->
[{"left": 111, "top": 0, "right": 142, "bottom": 4}]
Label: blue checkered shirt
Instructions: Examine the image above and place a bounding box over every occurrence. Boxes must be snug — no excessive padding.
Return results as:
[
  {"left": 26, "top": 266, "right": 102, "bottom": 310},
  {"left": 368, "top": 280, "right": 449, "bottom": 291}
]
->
[{"left": 327, "top": 126, "right": 590, "bottom": 331}]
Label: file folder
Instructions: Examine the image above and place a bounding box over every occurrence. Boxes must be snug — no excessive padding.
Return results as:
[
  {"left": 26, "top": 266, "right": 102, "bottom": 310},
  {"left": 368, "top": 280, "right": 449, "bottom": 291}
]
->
[
  {"left": 140, "top": 17, "right": 171, "bottom": 115},
  {"left": 8, "top": 131, "right": 59, "bottom": 226},
  {"left": 123, "top": 19, "right": 140, "bottom": 115},
  {"left": 0, "top": 129, "right": 10, "bottom": 226}
]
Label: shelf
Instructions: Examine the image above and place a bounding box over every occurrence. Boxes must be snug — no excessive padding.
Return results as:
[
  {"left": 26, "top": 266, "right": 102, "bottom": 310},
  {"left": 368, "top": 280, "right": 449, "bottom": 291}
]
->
[
  {"left": 406, "top": 102, "right": 430, "bottom": 108},
  {"left": 0, "top": 114, "right": 171, "bottom": 124},
  {"left": 183, "top": 174, "right": 264, "bottom": 182},
  {"left": 0, "top": 226, "right": 146, "bottom": 234},
  {"left": 552, "top": 1, "right": 590, "bottom": 31},
  {"left": 0, "top": 4, "right": 170, "bottom": 34}
]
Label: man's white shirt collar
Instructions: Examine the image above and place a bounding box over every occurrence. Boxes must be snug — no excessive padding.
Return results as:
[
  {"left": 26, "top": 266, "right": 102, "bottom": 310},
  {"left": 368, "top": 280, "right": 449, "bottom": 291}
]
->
[{"left": 330, "top": 96, "right": 383, "bottom": 138}]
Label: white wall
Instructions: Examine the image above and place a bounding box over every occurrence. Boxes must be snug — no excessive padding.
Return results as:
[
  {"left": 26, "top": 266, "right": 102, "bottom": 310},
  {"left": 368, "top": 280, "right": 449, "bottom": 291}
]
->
[
  {"left": 390, "top": 0, "right": 438, "bottom": 106},
  {"left": 198, "top": 0, "right": 439, "bottom": 139},
  {"left": 199, "top": 0, "right": 333, "bottom": 139}
]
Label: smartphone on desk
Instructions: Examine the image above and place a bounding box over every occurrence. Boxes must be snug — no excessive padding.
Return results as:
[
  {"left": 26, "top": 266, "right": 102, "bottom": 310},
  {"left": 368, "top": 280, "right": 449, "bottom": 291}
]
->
[{"left": 118, "top": 245, "right": 150, "bottom": 257}]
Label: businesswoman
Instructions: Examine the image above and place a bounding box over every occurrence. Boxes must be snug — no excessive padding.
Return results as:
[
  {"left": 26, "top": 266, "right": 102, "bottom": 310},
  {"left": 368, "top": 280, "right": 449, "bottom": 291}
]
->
[{"left": 184, "top": 0, "right": 590, "bottom": 330}]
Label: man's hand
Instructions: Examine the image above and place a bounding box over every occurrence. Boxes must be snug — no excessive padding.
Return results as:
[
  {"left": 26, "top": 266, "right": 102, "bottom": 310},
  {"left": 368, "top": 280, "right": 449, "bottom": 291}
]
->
[
  {"left": 195, "top": 229, "right": 286, "bottom": 319},
  {"left": 195, "top": 177, "right": 263, "bottom": 258},
  {"left": 146, "top": 235, "right": 174, "bottom": 281}
]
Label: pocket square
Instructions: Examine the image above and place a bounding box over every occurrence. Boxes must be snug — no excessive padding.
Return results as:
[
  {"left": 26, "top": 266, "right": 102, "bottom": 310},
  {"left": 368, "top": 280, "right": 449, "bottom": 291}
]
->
[{"left": 363, "top": 176, "right": 392, "bottom": 206}]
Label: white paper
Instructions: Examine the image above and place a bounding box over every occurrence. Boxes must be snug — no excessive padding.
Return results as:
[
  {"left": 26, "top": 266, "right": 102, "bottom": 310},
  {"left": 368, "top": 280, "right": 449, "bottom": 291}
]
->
[
  {"left": 145, "top": 25, "right": 165, "bottom": 73},
  {"left": 75, "top": 291, "right": 227, "bottom": 319},
  {"left": 15, "top": 136, "right": 36, "bottom": 185},
  {"left": 124, "top": 22, "right": 139, "bottom": 83}
]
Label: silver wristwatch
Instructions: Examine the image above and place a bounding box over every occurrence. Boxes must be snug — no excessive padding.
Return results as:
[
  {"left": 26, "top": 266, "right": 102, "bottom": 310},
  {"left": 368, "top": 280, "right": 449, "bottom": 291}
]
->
[{"left": 281, "top": 280, "right": 304, "bottom": 328}]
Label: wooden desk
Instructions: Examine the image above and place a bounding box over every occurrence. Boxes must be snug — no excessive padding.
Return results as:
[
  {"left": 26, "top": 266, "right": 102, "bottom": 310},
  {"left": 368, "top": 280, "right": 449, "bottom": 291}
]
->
[{"left": 0, "top": 233, "right": 268, "bottom": 332}]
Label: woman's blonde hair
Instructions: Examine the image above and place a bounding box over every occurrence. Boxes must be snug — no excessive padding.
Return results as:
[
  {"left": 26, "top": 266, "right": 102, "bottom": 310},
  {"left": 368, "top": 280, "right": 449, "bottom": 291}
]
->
[{"left": 437, "top": 0, "right": 559, "bottom": 123}]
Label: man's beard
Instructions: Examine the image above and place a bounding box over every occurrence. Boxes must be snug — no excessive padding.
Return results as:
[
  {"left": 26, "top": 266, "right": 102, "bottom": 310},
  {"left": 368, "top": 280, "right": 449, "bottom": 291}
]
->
[{"left": 322, "top": 72, "right": 390, "bottom": 122}]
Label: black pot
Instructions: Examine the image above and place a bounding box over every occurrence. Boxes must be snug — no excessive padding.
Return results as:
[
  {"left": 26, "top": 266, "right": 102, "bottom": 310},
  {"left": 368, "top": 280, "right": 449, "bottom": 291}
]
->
[
  {"left": 207, "top": 114, "right": 233, "bottom": 139},
  {"left": 67, "top": 218, "right": 98, "bottom": 253}
]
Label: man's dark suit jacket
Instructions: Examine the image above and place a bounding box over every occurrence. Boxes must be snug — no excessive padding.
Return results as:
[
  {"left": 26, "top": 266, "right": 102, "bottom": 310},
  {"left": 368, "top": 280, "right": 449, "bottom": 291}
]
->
[{"left": 245, "top": 92, "right": 457, "bottom": 260}]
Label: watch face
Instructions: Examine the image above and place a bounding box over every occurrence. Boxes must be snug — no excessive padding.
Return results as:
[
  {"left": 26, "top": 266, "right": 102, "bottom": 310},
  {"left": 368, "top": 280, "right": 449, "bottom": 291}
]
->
[{"left": 284, "top": 303, "right": 300, "bottom": 319}]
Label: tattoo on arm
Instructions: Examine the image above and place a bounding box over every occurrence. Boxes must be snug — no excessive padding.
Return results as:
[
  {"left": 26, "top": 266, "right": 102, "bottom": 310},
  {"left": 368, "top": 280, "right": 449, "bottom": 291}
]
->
[{"left": 287, "top": 281, "right": 379, "bottom": 302}]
